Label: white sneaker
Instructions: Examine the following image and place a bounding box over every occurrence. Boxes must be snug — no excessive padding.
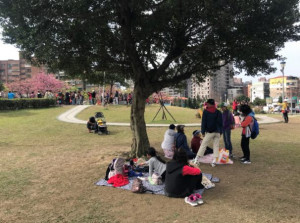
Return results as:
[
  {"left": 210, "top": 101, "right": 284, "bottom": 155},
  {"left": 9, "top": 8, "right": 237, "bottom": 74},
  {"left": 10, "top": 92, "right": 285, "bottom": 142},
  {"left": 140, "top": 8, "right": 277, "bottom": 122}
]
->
[
  {"left": 184, "top": 195, "right": 198, "bottom": 207},
  {"left": 211, "top": 158, "right": 216, "bottom": 167},
  {"left": 241, "top": 160, "right": 251, "bottom": 164}
]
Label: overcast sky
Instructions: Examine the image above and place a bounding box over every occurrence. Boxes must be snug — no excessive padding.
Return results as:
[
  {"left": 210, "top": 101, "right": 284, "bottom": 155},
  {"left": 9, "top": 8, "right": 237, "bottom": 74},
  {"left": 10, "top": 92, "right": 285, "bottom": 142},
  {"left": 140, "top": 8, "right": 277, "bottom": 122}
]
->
[{"left": 1, "top": 30, "right": 299, "bottom": 82}]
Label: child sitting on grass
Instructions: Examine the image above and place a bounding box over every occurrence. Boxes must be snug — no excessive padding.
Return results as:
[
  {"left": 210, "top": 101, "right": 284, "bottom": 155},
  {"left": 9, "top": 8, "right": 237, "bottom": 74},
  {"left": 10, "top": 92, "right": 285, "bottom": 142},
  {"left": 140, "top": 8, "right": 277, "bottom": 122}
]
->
[{"left": 191, "top": 130, "right": 213, "bottom": 155}]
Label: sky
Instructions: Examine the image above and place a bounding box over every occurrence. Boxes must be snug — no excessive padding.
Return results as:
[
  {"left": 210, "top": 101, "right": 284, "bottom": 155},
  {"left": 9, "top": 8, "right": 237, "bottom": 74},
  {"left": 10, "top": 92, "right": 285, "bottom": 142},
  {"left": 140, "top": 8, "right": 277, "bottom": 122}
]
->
[{"left": 1, "top": 31, "right": 300, "bottom": 83}]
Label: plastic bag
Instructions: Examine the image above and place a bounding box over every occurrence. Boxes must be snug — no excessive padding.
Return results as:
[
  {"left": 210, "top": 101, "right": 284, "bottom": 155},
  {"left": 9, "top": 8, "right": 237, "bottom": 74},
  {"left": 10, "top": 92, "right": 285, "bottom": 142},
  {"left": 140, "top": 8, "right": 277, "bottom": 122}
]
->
[{"left": 217, "top": 148, "right": 229, "bottom": 164}]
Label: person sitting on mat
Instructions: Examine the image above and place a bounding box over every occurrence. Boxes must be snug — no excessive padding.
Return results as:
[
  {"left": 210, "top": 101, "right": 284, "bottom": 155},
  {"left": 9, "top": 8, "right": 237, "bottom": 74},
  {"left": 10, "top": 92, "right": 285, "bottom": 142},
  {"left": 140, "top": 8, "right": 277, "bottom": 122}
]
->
[
  {"left": 140, "top": 147, "right": 166, "bottom": 182},
  {"left": 191, "top": 130, "right": 213, "bottom": 155},
  {"left": 174, "top": 125, "right": 196, "bottom": 159},
  {"left": 164, "top": 148, "right": 203, "bottom": 198},
  {"left": 161, "top": 124, "right": 176, "bottom": 159}
]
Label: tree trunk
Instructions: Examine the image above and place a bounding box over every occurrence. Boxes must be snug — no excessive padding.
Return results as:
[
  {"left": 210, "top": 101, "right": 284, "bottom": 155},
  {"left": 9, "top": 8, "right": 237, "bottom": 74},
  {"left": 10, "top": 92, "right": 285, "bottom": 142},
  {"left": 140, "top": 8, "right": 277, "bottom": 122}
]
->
[
  {"left": 130, "top": 85, "right": 150, "bottom": 158},
  {"left": 110, "top": 82, "right": 114, "bottom": 95}
]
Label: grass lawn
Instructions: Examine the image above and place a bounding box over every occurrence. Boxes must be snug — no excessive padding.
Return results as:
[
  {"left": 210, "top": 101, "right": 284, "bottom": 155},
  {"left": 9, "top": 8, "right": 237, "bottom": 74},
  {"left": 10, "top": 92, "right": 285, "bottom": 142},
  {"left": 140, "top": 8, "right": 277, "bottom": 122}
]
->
[
  {"left": 76, "top": 104, "right": 200, "bottom": 124},
  {"left": 1, "top": 106, "right": 300, "bottom": 223}
]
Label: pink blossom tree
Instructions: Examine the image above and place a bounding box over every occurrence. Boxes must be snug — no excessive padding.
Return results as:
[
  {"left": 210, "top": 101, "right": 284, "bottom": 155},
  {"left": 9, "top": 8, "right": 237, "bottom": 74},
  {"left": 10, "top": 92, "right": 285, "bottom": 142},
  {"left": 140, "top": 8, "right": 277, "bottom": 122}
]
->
[
  {"left": 6, "top": 73, "right": 65, "bottom": 97},
  {"left": 31, "top": 73, "right": 64, "bottom": 94}
]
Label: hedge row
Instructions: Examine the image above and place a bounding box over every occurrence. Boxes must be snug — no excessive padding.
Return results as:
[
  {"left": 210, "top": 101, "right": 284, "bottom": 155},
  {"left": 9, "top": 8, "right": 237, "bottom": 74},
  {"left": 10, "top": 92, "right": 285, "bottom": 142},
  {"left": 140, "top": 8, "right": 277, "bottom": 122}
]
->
[{"left": 0, "top": 99, "right": 57, "bottom": 110}]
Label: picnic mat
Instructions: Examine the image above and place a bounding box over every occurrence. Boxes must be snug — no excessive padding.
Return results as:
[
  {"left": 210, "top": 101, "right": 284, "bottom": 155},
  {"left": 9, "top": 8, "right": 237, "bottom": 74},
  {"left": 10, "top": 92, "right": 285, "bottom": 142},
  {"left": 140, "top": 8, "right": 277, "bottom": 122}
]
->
[{"left": 96, "top": 173, "right": 218, "bottom": 196}]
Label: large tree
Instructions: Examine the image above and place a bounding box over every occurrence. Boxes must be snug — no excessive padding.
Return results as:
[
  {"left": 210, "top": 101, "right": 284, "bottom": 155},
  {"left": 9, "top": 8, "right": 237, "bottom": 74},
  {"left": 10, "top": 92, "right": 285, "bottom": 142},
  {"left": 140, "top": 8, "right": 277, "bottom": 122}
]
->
[{"left": 0, "top": 0, "right": 299, "bottom": 157}]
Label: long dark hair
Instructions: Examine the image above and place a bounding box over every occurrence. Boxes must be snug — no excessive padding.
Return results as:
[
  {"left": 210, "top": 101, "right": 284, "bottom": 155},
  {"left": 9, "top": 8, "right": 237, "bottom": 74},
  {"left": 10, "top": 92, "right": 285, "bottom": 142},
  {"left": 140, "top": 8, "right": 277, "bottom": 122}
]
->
[
  {"left": 147, "top": 147, "right": 166, "bottom": 164},
  {"left": 240, "top": 104, "right": 252, "bottom": 116},
  {"left": 173, "top": 148, "right": 188, "bottom": 165}
]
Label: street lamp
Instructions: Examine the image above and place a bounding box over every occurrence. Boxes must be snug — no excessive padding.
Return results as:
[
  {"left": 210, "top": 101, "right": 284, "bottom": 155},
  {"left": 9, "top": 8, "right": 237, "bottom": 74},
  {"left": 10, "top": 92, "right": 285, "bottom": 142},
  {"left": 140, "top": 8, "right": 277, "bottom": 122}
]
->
[{"left": 280, "top": 61, "right": 286, "bottom": 100}]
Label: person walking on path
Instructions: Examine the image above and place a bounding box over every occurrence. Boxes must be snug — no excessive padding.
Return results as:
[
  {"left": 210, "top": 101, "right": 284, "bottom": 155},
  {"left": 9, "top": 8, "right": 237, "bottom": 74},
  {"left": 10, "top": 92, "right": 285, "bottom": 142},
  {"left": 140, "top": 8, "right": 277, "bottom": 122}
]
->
[
  {"left": 281, "top": 99, "right": 289, "bottom": 123},
  {"left": 221, "top": 103, "right": 234, "bottom": 157},
  {"left": 240, "top": 104, "right": 254, "bottom": 164},
  {"left": 194, "top": 99, "right": 223, "bottom": 167}
]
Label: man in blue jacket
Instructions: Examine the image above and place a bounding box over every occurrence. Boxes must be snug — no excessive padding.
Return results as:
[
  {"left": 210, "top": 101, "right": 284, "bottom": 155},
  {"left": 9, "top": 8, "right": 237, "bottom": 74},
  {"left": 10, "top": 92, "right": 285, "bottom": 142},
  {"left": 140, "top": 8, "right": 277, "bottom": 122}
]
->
[{"left": 194, "top": 99, "right": 223, "bottom": 167}]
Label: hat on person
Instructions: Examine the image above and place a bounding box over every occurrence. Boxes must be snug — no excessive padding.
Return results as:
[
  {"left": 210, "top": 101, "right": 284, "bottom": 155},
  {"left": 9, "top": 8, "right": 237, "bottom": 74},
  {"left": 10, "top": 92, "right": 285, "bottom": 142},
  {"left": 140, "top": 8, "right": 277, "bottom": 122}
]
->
[
  {"left": 206, "top": 99, "right": 215, "bottom": 105},
  {"left": 192, "top": 130, "right": 201, "bottom": 136}
]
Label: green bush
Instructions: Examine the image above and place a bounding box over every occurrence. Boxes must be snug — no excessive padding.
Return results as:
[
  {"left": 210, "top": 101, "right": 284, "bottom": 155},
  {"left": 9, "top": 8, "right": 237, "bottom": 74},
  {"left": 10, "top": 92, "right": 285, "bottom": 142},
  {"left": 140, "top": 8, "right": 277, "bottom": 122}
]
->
[{"left": 0, "top": 99, "right": 57, "bottom": 110}]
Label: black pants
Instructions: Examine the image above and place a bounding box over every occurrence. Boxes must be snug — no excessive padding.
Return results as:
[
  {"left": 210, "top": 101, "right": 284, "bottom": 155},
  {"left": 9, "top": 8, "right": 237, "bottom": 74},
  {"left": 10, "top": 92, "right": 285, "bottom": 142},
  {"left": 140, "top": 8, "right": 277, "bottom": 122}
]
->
[
  {"left": 189, "top": 173, "right": 204, "bottom": 191},
  {"left": 241, "top": 135, "right": 250, "bottom": 161},
  {"left": 283, "top": 112, "right": 289, "bottom": 123}
]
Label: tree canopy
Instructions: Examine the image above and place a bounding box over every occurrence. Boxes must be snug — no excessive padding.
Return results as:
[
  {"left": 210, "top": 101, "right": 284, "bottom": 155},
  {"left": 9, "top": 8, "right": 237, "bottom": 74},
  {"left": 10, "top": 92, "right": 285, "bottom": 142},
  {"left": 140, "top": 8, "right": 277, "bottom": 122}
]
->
[{"left": 0, "top": 0, "right": 299, "bottom": 156}]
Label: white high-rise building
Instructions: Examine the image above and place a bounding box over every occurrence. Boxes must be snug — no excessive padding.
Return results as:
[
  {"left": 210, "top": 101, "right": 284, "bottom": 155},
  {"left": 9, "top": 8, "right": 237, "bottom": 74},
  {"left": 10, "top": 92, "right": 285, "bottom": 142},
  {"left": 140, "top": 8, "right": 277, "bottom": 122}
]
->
[
  {"left": 251, "top": 82, "right": 270, "bottom": 102},
  {"left": 160, "top": 87, "right": 182, "bottom": 97},
  {"left": 187, "top": 63, "right": 234, "bottom": 102}
]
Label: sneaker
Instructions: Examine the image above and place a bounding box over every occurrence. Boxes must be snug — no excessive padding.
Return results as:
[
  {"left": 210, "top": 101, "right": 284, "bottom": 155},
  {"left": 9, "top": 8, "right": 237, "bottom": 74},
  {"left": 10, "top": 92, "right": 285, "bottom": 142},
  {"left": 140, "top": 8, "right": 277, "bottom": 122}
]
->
[
  {"left": 184, "top": 195, "right": 198, "bottom": 207},
  {"left": 211, "top": 158, "right": 216, "bottom": 167},
  {"left": 194, "top": 193, "right": 204, "bottom": 205},
  {"left": 239, "top": 157, "right": 246, "bottom": 161},
  {"left": 241, "top": 160, "right": 251, "bottom": 164},
  {"left": 229, "top": 154, "right": 235, "bottom": 159}
]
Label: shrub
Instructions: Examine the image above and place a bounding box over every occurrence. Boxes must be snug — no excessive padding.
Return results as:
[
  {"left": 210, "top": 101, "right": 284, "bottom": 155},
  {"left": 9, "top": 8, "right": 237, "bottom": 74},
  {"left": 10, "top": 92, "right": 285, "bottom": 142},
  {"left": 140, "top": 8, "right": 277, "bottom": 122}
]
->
[
  {"left": 0, "top": 99, "right": 57, "bottom": 110},
  {"left": 253, "top": 107, "right": 266, "bottom": 114}
]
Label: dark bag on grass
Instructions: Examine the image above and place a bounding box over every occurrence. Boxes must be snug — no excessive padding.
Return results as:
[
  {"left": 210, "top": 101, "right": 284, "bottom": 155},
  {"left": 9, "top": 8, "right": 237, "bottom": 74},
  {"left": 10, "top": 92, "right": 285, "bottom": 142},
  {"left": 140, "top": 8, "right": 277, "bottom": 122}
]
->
[{"left": 131, "top": 178, "right": 153, "bottom": 194}]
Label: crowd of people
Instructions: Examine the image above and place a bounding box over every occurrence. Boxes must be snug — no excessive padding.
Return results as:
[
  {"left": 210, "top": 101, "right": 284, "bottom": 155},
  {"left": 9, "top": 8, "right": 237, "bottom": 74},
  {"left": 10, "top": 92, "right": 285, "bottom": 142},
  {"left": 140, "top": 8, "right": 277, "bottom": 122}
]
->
[
  {"left": 1, "top": 89, "right": 136, "bottom": 106},
  {"left": 135, "top": 98, "right": 258, "bottom": 205}
]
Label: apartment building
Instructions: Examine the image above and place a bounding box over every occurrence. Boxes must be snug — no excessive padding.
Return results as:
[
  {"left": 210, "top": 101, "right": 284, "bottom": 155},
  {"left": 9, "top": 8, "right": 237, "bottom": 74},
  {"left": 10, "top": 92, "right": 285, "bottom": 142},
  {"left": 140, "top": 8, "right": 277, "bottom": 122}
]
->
[
  {"left": 250, "top": 81, "right": 270, "bottom": 102},
  {"left": 0, "top": 52, "right": 48, "bottom": 83},
  {"left": 187, "top": 63, "right": 234, "bottom": 102},
  {"left": 269, "top": 76, "right": 300, "bottom": 100}
]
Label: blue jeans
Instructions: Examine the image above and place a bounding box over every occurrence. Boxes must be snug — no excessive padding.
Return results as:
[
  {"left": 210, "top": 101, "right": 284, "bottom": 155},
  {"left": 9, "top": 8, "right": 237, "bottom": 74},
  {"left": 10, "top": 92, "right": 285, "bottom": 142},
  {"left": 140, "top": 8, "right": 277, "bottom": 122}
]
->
[{"left": 223, "top": 129, "right": 233, "bottom": 154}]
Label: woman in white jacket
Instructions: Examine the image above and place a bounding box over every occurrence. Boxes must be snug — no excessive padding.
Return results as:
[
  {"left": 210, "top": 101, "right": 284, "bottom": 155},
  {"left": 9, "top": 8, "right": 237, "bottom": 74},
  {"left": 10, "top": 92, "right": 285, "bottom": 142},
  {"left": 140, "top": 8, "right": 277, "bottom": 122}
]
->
[{"left": 161, "top": 124, "right": 176, "bottom": 159}]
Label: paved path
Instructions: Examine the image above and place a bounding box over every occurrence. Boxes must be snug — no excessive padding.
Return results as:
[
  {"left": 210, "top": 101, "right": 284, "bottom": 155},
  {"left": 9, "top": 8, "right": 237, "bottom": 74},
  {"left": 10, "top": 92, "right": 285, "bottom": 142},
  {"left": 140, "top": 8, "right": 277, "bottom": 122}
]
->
[{"left": 57, "top": 105, "right": 282, "bottom": 127}]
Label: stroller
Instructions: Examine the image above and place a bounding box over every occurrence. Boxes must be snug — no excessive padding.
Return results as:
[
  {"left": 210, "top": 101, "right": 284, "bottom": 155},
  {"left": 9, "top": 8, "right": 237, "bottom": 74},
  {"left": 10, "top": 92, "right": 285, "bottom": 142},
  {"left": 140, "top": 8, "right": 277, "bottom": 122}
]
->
[{"left": 95, "top": 112, "right": 109, "bottom": 135}]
